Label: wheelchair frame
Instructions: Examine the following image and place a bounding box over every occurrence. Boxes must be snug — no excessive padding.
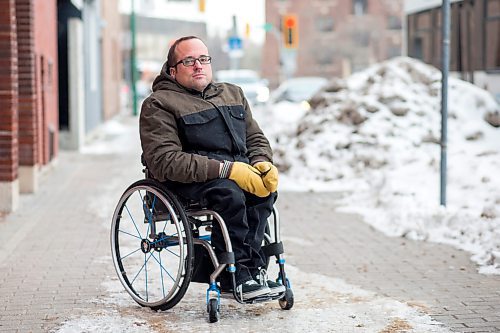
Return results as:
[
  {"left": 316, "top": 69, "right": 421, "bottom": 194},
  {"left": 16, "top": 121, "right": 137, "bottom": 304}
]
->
[{"left": 110, "top": 177, "right": 294, "bottom": 323}]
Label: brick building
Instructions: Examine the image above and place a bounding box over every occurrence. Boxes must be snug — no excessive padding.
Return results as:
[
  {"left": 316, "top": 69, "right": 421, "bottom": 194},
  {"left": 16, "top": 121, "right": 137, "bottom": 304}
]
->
[
  {"left": 0, "top": 0, "right": 58, "bottom": 213},
  {"left": 101, "top": 0, "right": 123, "bottom": 121},
  {"left": 0, "top": 0, "right": 123, "bottom": 213},
  {"left": 262, "top": 0, "right": 404, "bottom": 87}
]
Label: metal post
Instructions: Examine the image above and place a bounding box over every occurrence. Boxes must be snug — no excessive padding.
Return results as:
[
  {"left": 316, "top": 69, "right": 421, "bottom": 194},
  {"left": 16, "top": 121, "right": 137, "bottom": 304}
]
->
[
  {"left": 130, "top": 0, "right": 138, "bottom": 116},
  {"left": 440, "top": 0, "right": 451, "bottom": 206}
]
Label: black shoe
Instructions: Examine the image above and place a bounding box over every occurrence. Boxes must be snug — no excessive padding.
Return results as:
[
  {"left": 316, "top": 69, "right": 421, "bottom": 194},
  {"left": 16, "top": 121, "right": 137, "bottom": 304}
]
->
[
  {"left": 236, "top": 279, "right": 271, "bottom": 300},
  {"left": 255, "top": 269, "right": 286, "bottom": 295}
]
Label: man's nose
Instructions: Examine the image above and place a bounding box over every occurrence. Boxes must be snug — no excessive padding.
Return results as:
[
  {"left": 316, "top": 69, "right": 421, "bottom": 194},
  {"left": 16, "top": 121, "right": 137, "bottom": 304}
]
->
[{"left": 193, "top": 59, "right": 203, "bottom": 69}]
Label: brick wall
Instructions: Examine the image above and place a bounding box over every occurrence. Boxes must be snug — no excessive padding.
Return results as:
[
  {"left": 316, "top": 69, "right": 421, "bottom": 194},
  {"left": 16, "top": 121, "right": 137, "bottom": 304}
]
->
[
  {"left": 34, "top": 0, "right": 58, "bottom": 164},
  {"left": 16, "top": 0, "right": 38, "bottom": 167},
  {"left": 0, "top": 0, "right": 19, "bottom": 182},
  {"left": 1, "top": 0, "right": 59, "bottom": 211}
]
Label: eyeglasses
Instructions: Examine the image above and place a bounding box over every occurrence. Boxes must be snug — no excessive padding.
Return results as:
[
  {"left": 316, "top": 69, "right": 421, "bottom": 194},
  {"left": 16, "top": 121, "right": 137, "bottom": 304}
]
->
[{"left": 174, "top": 55, "right": 212, "bottom": 67}]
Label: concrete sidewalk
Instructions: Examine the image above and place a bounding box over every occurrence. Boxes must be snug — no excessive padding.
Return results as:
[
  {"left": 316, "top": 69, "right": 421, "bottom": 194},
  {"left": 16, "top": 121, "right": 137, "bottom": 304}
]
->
[
  {"left": 0, "top": 115, "right": 499, "bottom": 332},
  {"left": 280, "top": 194, "right": 500, "bottom": 332}
]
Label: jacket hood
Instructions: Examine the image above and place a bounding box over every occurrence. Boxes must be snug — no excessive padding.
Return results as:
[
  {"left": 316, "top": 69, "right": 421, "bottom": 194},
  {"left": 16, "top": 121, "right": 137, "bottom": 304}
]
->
[{"left": 151, "top": 61, "right": 221, "bottom": 98}]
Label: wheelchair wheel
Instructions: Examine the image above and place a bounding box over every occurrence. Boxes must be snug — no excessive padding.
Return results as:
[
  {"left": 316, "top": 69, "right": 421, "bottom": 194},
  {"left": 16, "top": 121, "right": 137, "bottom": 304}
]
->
[
  {"left": 207, "top": 298, "right": 219, "bottom": 323},
  {"left": 279, "top": 288, "right": 294, "bottom": 310},
  {"left": 111, "top": 179, "right": 194, "bottom": 311}
]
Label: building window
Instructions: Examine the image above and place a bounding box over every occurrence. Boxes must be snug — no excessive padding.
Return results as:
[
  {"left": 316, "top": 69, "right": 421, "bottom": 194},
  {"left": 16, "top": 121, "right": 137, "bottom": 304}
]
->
[
  {"left": 353, "top": 30, "right": 370, "bottom": 47},
  {"left": 48, "top": 60, "right": 53, "bottom": 87},
  {"left": 315, "top": 16, "right": 334, "bottom": 32},
  {"left": 485, "top": 0, "right": 500, "bottom": 70},
  {"left": 387, "top": 15, "right": 402, "bottom": 30},
  {"left": 353, "top": 0, "right": 368, "bottom": 16},
  {"left": 410, "top": 11, "right": 434, "bottom": 64},
  {"left": 315, "top": 48, "right": 333, "bottom": 65},
  {"left": 387, "top": 45, "right": 401, "bottom": 58},
  {"left": 412, "top": 37, "right": 423, "bottom": 60}
]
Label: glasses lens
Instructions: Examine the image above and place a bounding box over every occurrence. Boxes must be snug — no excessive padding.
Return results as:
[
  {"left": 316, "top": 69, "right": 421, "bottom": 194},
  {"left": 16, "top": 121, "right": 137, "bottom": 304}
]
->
[
  {"left": 182, "top": 58, "right": 195, "bottom": 66},
  {"left": 199, "top": 56, "right": 211, "bottom": 64}
]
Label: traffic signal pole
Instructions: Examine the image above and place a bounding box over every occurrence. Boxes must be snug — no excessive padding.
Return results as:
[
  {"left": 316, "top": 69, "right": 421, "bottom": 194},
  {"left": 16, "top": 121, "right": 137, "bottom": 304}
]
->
[{"left": 440, "top": 0, "right": 450, "bottom": 206}]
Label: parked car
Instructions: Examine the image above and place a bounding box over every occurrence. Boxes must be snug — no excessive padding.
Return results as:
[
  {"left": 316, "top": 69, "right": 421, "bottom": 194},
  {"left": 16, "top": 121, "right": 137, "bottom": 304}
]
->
[
  {"left": 267, "top": 76, "right": 328, "bottom": 109},
  {"left": 215, "top": 69, "right": 270, "bottom": 105}
]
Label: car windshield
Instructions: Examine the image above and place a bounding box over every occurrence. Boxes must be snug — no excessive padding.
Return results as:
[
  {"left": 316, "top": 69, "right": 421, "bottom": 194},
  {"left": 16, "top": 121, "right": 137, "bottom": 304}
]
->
[
  {"left": 276, "top": 77, "right": 328, "bottom": 103},
  {"left": 216, "top": 70, "right": 260, "bottom": 85}
]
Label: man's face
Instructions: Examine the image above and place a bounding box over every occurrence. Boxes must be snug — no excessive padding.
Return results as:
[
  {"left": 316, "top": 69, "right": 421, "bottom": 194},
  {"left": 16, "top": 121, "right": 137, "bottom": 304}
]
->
[{"left": 169, "top": 38, "right": 213, "bottom": 92}]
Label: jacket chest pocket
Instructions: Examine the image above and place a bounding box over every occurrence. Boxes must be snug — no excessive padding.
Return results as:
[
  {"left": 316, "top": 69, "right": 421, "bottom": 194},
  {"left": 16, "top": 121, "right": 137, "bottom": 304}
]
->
[
  {"left": 227, "top": 106, "right": 246, "bottom": 147},
  {"left": 180, "top": 110, "right": 231, "bottom": 151}
]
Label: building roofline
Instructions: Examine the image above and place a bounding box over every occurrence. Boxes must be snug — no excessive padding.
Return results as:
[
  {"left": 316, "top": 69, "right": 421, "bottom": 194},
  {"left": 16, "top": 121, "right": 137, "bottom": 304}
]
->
[{"left": 404, "top": 0, "right": 463, "bottom": 15}]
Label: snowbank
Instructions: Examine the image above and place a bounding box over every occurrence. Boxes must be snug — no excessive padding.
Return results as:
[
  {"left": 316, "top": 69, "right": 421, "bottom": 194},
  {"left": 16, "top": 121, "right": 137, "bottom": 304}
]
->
[{"left": 263, "top": 56, "right": 500, "bottom": 274}]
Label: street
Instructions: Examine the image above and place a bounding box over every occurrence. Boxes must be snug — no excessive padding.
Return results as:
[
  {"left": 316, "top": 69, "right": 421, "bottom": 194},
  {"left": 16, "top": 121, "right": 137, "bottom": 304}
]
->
[{"left": 0, "top": 114, "right": 499, "bottom": 332}]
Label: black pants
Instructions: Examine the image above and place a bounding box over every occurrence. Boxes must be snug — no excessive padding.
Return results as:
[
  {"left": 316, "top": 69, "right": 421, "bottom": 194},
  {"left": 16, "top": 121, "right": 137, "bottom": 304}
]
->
[{"left": 166, "top": 179, "right": 276, "bottom": 285}]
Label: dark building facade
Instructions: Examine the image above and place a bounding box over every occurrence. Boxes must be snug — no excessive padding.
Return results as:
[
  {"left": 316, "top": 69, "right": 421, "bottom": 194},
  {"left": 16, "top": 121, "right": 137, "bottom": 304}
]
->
[{"left": 405, "top": 0, "right": 500, "bottom": 97}]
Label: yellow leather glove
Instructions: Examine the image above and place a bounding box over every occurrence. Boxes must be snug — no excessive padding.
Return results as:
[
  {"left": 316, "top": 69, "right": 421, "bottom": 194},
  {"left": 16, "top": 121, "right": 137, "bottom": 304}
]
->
[
  {"left": 220, "top": 161, "right": 270, "bottom": 197},
  {"left": 253, "top": 161, "right": 279, "bottom": 192}
]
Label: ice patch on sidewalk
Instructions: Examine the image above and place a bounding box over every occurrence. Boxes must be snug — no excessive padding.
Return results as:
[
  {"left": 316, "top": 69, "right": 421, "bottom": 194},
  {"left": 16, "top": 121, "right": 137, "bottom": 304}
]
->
[
  {"left": 53, "top": 263, "right": 450, "bottom": 332},
  {"left": 53, "top": 311, "right": 152, "bottom": 333}
]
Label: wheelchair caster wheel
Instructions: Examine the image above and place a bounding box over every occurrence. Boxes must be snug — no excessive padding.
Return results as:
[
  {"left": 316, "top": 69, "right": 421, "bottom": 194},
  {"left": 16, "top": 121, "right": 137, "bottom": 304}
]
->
[
  {"left": 208, "top": 298, "right": 220, "bottom": 323},
  {"left": 279, "top": 288, "right": 294, "bottom": 310}
]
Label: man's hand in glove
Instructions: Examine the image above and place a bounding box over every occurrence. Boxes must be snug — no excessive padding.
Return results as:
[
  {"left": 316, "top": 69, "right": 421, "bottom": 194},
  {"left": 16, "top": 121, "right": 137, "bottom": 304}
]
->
[
  {"left": 219, "top": 161, "right": 270, "bottom": 197},
  {"left": 253, "top": 161, "right": 278, "bottom": 193}
]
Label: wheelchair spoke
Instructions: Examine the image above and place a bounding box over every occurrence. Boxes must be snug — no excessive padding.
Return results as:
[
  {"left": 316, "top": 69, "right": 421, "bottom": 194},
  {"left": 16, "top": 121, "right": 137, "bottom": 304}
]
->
[
  {"left": 151, "top": 251, "right": 176, "bottom": 283},
  {"left": 119, "top": 229, "right": 142, "bottom": 240},
  {"left": 155, "top": 252, "right": 166, "bottom": 297},
  {"left": 124, "top": 204, "right": 143, "bottom": 239},
  {"left": 120, "top": 246, "right": 142, "bottom": 260},
  {"left": 164, "top": 248, "right": 181, "bottom": 258},
  {"left": 130, "top": 252, "right": 153, "bottom": 286},
  {"left": 145, "top": 253, "right": 148, "bottom": 302}
]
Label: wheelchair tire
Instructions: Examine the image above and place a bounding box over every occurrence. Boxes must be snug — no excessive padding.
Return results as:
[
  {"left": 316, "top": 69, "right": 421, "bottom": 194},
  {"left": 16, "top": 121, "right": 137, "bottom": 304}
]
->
[
  {"left": 111, "top": 179, "right": 194, "bottom": 311},
  {"left": 279, "top": 288, "right": 294, "bottom": 310},
  {"left": 208, "top": 298, "right": 219, "bottom": 323}
]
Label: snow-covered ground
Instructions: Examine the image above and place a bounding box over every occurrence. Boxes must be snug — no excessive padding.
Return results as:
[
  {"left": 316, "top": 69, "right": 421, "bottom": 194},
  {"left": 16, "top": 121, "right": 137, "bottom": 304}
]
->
[
  {"left": 51, "top": 101, "right": 454, "bottom": 332},
  {"left": 254, "top": 56, "right": 500, "bottom": 275},
  {"left": 55, "top": 263, "right": 450, "bottom": 333}
]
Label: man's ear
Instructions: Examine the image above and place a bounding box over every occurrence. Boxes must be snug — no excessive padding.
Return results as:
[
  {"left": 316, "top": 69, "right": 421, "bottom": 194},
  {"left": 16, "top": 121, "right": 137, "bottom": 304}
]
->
[{"left": 169, "top": 67, "right": 176, "bottom": 78}]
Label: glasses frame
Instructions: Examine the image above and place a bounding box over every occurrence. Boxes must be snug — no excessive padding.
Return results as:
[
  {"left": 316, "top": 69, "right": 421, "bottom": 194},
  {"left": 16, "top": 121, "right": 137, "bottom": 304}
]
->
[{"left": 174, "top": 55, "right": 212, "bottom": 68}]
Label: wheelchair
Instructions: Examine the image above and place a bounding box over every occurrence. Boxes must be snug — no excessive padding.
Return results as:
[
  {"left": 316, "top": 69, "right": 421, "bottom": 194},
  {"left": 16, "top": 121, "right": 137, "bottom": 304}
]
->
[{"left": 110, "top": 164, "right": 294, "bottom": 323}]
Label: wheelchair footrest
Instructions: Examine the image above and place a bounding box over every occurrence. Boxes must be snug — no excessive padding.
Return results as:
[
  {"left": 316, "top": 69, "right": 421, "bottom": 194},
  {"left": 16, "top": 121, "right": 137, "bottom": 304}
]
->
[{"left": 220, "top": 290, "right": 287, "bottom": 303}]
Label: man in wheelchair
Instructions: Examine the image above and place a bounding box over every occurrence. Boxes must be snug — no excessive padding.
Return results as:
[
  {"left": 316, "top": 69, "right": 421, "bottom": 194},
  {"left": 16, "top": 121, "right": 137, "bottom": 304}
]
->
[{"left": 139, "top": 36, "right": 285, "bottom": 301}]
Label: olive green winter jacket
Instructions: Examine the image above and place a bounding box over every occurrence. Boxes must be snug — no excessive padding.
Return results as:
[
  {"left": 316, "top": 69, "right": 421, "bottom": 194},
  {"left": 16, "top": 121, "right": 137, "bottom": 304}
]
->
[{"left": 139, "top": 63, "right": 272, "bottom": 183}]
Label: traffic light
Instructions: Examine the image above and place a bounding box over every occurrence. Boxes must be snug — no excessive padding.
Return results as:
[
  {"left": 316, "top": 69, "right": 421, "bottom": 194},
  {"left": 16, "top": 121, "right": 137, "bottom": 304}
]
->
[
  {"left": 282, "top": 14, "right": 298, "bottom": 49},
  {"left": 198, "top": 0, "right": 205, "bottom": 13}
]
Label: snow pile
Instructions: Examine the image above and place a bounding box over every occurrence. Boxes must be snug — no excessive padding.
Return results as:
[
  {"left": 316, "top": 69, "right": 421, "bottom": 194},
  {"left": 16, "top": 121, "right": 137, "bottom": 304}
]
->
[{"left": 264, "top": 56, "right": 500, "bottom": 274}]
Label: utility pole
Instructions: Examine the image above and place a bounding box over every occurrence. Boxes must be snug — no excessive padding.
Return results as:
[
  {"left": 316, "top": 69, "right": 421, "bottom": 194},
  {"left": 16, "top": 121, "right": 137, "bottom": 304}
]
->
[
  {"left": 130, "top": 0, "right": 138, "bottom": 116},
  {"left": 440, "top": 0, "right": 451, "bottom": 206}
]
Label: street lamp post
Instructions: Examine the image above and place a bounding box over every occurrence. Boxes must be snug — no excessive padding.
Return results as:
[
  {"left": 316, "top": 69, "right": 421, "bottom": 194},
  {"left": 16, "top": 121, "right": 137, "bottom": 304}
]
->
[{"left": 130, "top": 0, "right": 138, "bottom": 116}]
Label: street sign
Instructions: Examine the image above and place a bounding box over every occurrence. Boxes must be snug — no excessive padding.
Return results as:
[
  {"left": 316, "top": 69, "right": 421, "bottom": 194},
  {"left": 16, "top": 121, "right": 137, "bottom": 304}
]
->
[{"left": 228, "top": 36, "right": 242, "bottom": 50}]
